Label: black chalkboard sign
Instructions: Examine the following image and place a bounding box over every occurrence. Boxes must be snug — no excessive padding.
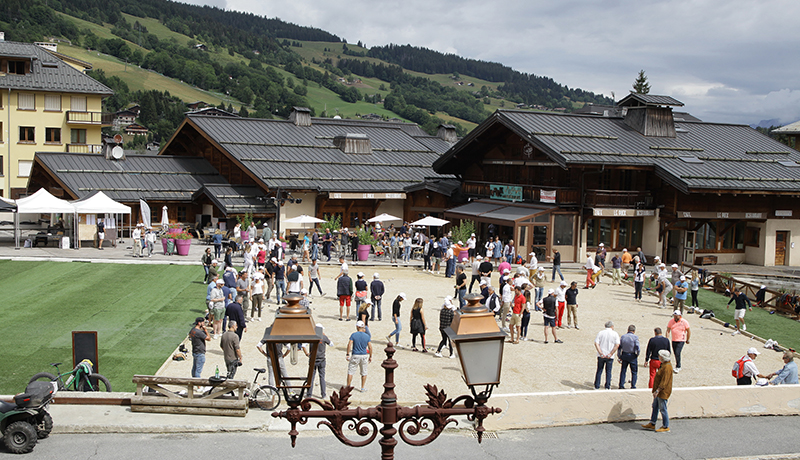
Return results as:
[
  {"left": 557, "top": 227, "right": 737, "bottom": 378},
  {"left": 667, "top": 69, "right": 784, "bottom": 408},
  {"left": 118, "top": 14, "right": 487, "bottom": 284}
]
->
[{"left": 72, "top": 331, "right": 98, "bottom": 373}]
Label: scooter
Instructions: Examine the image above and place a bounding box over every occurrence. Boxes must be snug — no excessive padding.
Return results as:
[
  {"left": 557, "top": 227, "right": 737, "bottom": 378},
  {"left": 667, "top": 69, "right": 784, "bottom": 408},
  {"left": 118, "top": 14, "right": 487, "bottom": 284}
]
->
[{"left": 0, "top": 380, "right": 57, "bottom": 454}]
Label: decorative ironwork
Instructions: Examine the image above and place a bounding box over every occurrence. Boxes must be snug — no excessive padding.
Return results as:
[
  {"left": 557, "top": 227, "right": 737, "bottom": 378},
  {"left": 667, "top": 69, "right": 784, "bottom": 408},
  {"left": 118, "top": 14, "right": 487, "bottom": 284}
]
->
[{"left": 272, "top": 342, "right": 502, "bottom": 459}]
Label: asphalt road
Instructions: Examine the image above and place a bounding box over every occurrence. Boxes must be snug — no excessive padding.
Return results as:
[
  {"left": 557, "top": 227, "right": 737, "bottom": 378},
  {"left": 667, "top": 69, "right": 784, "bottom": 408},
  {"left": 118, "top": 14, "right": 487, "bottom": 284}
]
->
[{"left": 10, "top": 416, "right": 800, "bottom": 459}]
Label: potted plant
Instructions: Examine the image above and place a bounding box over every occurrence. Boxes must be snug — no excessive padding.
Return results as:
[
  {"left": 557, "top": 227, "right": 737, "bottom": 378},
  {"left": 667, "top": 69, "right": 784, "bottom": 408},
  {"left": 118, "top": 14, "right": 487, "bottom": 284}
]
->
[
  {"left": 356, "top": 228, "right": 376, "bottom": 261},
  {"left": 320, "top": 214, "right": 342, "bottom": 233},
  {"left": 238, "top": 212, "right": 254, "bottom": 242},
  {"left": 173, "top": 231, "right": 192, "bottom": 256},
  {"left": 450, "top": 220, "right": 476, "bottom": 262}
]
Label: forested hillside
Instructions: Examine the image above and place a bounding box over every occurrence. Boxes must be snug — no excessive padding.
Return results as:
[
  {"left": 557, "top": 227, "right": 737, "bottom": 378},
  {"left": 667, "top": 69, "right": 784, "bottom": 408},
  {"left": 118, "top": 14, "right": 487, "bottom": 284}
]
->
[{"left": 0, "top": 0, "right": 611, "bottom": 141}]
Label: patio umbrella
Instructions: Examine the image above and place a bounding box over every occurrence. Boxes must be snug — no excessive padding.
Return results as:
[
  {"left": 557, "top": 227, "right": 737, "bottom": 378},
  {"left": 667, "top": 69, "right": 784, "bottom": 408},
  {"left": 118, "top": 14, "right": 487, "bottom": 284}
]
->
[
  {"left": 160, "top": 206, "right": 169, "bottom": 226},
  {"left": 367, "top": 213, "right": 402, "bottom": 223},
  {"left": 410, "top": 216, "right": 449, "bottom": 227},
  {"left": 283, "top": 214, "right": 326, "bottom": 224}
]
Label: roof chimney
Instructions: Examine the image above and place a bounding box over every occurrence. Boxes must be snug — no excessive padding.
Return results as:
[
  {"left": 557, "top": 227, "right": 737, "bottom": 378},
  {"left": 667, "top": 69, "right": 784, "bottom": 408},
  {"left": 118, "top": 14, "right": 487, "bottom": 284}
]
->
[
  {"left": 437, "top": 124, "right": 458, "bottom": 143},
  {"left": 618, "top": 94, "right": 683, "bottom": 138},
  {"left": 334, "top": 133, "right": 371, "bottom": 154},
  {"left": 0, "top": 32, "right": 5, "bottom": 42},
  {"left": 288, "top": 106, "right": 312, "bottom": 127}
]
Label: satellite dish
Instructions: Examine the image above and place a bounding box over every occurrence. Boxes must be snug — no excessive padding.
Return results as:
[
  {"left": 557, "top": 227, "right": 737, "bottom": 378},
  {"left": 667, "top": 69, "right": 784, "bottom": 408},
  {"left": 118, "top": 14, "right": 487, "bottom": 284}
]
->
[
  {"left": 111, "top": 146, "right": 124, "bottom": 160},
  {"left": 113, "top": 134, "right": 123, "bottom": 144}
]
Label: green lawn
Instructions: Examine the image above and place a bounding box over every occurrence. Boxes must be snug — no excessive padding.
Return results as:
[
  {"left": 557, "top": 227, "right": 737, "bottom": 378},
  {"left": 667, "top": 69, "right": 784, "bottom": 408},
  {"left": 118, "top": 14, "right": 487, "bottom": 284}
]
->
[
  {"left": 0, "top": 261, "right": 205, "bottom": 394},
  {"left": 692, "top": 288, "right": 800, "bottom": 351}
]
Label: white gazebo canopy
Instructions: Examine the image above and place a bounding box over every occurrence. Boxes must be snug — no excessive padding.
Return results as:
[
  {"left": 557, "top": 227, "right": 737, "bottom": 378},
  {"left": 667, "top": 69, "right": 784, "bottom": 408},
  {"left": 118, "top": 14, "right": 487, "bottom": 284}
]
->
[
  {"left": 71, "top": 191, "right": 131, "bottom": 214},
  {"left": 15, "top": 188, "right": 76, "bottom": 214},
  {"left": 411, "top": 216, "right": 450, "bottom": 227}
]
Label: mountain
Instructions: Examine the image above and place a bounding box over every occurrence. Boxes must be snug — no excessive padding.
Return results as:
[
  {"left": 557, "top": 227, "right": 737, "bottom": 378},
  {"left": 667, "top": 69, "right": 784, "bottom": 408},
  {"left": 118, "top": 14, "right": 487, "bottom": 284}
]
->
[
  {"left": 0, "top": 0, "right": 612, "bottom": 140},
  {"left": 752, "top": 118, "right": 781, "bottom": 129}
]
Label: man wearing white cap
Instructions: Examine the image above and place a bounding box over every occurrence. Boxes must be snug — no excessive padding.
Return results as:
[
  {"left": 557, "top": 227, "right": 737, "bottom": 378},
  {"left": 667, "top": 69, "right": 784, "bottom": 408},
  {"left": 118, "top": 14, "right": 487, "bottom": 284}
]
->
[
  {"left": 674, "top": 275, "right": 688, "bottom": 314},
  {"left": 445, "top": 244, "right": 456, "bottom": 278},
  {"left": 346, "top": 320, "right": 372, "bottom": 392},
  {"left": 542, "top": 289, "right": 561, "bottom": 343},
  {"left": 584, "top": 254, "right": 597, "bottom": 289},
  {"left": 132, "top": 224, "right": 142, "bottom": 257},
  {"left": 370, "top": 273, "right": 385, "bottom": 321},
  {"left": 555, "top": 280, "right": 568, "bottom": 328},
  {"left": 656, "top": 264, "right": 672, "bottom": 308},
  {"left": 733, "top": 347, "right": 767, "bottom": 385},
  {"left": 469, "top": 255, "right": 483, "bottom": 293},
  {"left": 533, "top": 267, "right": 545, "bottom": 307},
  {"left": 665, "top": 310, "right": 690, "bottom": 373},
  {"left": 528, "top": 251, "right": 538, "bottom": 271},
  {"left": 306, "top": 323, "right": 332, "bottom": 398}
]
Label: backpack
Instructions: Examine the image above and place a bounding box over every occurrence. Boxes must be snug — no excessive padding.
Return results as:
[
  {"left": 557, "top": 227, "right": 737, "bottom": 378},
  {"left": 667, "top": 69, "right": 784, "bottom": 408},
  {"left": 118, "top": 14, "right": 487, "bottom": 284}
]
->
[
  {"left": 699, "top": 309, "right": 715, "bottom": 319},
  {"left": 732, "top": 357, "right": 748, "bottom": 379}
]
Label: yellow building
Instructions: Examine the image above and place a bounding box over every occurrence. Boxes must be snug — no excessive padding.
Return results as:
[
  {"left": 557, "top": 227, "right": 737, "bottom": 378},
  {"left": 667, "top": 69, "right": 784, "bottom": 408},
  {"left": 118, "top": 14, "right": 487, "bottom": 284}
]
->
[{"left": 0, "top": 40, "right": 112, "bottom": 198}]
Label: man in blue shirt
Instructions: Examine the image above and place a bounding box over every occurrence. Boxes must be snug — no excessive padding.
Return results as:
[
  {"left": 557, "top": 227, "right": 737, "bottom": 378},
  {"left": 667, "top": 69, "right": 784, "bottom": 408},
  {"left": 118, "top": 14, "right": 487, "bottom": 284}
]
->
[
  {"left": 644, "top": 327, "right": 671, "bottom": 388},
  {"left": 346, "top": 321, "right": 372, "bottom": 392},
  {"left": 618, "top": 325, "right": 641, "bottom": 389},
  {"left": 768, "top": 352, "right": 799, "bottom": 385},
  {"left": 673, "top": 275, "right": 689, "bottom": 315}
]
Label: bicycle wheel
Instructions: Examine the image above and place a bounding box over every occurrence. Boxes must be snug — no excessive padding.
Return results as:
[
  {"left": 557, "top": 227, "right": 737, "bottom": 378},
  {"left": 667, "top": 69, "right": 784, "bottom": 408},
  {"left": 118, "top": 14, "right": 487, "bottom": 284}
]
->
[
  {"left": 254, "top": 385, "right": 280, "bottom": 411},
  {"left": 28, "top": 372, "right": 64, "bottom": 391},
  {"left": 77, "top": 373, "right": 112, "bottom": 392}
]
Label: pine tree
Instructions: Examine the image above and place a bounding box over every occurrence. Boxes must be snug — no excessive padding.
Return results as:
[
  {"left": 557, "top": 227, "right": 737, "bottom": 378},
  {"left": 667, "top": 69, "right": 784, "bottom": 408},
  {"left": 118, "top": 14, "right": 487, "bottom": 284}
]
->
[{"left": 632, "top": 70, "right": 650, "bottom": 94}]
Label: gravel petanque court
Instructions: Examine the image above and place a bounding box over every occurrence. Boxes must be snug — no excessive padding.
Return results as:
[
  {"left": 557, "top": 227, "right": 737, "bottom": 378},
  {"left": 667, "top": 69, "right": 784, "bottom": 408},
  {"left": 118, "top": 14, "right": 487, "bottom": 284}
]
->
[{"left": 161, "top": 265, "right": 789, "bottom": 405}]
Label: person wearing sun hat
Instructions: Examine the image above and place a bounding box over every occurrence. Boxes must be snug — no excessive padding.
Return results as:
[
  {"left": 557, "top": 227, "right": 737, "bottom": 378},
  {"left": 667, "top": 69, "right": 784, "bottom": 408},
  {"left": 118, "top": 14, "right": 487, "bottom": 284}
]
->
[
  {"left": 642, "top": 349, "right": 672, "bottom": 432},
  {"left": 346, "top": 320, "right": 372, "bottom": 393},
  {"left": 734, "top": 347, "right": 767, "bottom": 385}
]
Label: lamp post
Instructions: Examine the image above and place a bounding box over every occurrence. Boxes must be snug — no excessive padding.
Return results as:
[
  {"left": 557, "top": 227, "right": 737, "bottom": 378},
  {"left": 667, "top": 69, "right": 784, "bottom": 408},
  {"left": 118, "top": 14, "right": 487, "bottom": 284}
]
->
[{"left": 271, "top": 293, "right": 504, "bottom": 460}]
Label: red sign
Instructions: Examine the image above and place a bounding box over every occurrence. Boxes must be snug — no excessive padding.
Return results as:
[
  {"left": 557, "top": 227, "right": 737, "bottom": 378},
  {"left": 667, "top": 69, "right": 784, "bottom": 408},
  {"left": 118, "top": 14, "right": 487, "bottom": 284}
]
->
[{"left": 541, "top": 190, "right": 556, "bottom": 204}]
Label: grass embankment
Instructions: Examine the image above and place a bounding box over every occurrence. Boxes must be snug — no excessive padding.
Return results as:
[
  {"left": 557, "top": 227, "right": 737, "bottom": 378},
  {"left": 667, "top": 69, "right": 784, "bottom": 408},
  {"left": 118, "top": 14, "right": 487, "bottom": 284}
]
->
[
  {"left": 0, "top": 260, "right": 205, "bottom": 394},
  {"left": 679, "top": 287, "right": 800, "bottom": 351}
]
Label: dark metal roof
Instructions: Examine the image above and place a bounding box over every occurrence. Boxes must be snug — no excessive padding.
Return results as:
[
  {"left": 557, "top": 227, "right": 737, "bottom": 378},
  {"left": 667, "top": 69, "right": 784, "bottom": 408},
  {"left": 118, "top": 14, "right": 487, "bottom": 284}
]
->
[
  {"left": 32, "top": 152, "right": 226, "bottom": 202},
  {"left": 0, "top": 41, "right": 113, "bottom": 95},
  {"left": 194, "top": 184, "right": 276, "bottom": 216},
  {"left": 618, "top": 94, "right": 684, "bottom": 107},
  {"left": 403, "top": 178, "right": 460, "bottom": 196},
  {"left": 182, "top": 115, "right": 453, "bottom": 193},
  {"left": 434, "top": 109, "right": 800, "bottom": 194}
]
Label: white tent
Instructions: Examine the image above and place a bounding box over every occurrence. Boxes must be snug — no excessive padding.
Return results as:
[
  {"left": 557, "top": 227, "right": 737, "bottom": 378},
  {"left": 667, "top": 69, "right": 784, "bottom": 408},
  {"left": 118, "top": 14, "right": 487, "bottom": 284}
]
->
[
  {"left": 14, "top": 188, "right": 77, "bottom": 249},
  {"left": 72, "top": 191, "right": 131, "bottom": 214},
  {"left": 284, "top": 214, "right": 325, "bottom": 224}
]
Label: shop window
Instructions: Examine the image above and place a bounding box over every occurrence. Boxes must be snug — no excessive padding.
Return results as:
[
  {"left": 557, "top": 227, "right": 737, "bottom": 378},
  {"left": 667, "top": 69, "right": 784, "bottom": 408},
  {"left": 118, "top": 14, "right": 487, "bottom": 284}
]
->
[
  {"left": 45, "top": 127, "right": 61, "bottom": 144},
  {"left": 553, "top": 215, "right": 574, "bottom": 245},
  {"left": 532, "top": 226, "right": 547, "bottom": 245},
  {"left": 745, "top": 227, "right": 760, "bottom": 247},
  {"left": 518, "top": 226, "right": 527, "bottom": 247},
  {"left": 617, "top": 219, "right": 643, "bottom": 249},
  {"left": 721, "top": 221, "right": 747, "bottom": 250}
]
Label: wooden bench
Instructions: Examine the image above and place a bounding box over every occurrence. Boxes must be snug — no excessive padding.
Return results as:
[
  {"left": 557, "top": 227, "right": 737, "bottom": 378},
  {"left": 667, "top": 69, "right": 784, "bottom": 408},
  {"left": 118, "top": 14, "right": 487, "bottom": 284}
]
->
[
  {"left": 131, "top": 375, "right": 249, "bottom": 417},
  {"left": 694, "top": 255, "right": 718, "bottom": 266}
]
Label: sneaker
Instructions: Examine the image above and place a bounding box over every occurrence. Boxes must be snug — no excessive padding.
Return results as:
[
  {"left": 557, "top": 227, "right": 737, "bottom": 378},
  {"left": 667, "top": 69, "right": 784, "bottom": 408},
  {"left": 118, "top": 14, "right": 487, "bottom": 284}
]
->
[
  {"left": 741, "top": 325, "right": 746, "bottom": 331},
  {"left": 655, "top": 427, "right": 670, "bottom": 432},
  {"left": 544, "top": 341, "right": 549, "bottom": 344},
  {"left": 641, "top": 423, "right": 655, "bottom": 430},
  {"left": 575, "top": 326, "right": 580, "bottom": 330},
  {"left": 386, "top": 335, "right": 392, "bottom": 343},
  {"left": 450, "top": 354, "right": 456, "bottom": 359},
  {"left": 434, "top": 352, "right": 443, "bottom": 358},
  {"left": 732, "top": 330, "right": 740, "bottom": 336},
  {"left": 674, "top": 368, "right": 681, "bottom": 374},
  {"left": 555, "top": 339, "right": 563, "bottom": 343}
]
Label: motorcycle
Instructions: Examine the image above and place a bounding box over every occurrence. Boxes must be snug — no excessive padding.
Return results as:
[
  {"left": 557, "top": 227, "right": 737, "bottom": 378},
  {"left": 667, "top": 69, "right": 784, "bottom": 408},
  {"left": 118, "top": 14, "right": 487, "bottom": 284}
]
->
[{"left": 0, "top": 380, "right": 57, "bottom": 454}]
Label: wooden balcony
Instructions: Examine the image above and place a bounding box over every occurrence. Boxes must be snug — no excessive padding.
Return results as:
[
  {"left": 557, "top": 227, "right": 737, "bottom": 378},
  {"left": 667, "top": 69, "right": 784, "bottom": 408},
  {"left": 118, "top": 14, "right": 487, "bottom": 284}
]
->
[
  {"left": 462, "top": 182, "right": 654, "bottom": 209},
  {"left": 66, "top": 143, "right": 103, "bottom": 154},
  {"left": 67, "top": 111, "right": 114, "bottom": 126},
  {"left": 585, "top": 190, "right": 653, "bottom": 208},
  {"left": 462, "top": 182, "right": 579, "bottom": 205}
]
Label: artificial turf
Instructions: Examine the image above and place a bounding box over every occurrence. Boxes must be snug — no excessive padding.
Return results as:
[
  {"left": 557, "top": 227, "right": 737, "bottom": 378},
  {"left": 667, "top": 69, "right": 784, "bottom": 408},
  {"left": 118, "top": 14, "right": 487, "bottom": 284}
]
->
[{"left": 0, "top": 260, "right": 206, "bottom": 394}]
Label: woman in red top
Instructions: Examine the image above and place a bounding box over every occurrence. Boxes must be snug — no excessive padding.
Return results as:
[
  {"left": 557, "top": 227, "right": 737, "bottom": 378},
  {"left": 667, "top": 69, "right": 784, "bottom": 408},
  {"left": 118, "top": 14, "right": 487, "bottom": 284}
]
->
[{"left": 257, "top": 245, "right": 267, "bottom": 268}]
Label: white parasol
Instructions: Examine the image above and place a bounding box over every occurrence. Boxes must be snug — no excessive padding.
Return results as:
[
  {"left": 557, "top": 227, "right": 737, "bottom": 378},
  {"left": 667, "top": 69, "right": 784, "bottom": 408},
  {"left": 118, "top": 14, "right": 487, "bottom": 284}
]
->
[
  {"left": 367, "top": 213, "right": 402, "bottom": 223},
  {"left": 410, "top": 216, "right": 449, "bottom": 227},
  {"left": 160, "top": 206, "right": 169, "bottom": 226},
  {"left": 284, "top": 214, "right": 326, "bottom": 224}
]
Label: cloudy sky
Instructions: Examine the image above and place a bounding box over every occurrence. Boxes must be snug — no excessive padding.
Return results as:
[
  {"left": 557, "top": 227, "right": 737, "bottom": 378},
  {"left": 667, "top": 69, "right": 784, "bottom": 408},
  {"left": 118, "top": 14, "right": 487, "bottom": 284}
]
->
[{"left": 186, "top": 0, "right": 800, "bottom": 126}]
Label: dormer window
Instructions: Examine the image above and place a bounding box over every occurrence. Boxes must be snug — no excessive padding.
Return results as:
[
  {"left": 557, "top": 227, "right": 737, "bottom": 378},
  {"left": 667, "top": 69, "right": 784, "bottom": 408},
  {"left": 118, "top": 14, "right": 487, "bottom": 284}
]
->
[{"left": 8, "top": 60, "right": 26, "bottom": 75}]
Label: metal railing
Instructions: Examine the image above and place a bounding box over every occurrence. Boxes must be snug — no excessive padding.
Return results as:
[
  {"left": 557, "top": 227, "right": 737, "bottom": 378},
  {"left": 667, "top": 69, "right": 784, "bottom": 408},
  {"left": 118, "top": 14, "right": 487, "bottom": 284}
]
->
[
  {"left": 67, "top": 111, "right": 113, "bottom": 125},
  {"left": 66, "top": 143, "right": 103, "bottom": 153}
]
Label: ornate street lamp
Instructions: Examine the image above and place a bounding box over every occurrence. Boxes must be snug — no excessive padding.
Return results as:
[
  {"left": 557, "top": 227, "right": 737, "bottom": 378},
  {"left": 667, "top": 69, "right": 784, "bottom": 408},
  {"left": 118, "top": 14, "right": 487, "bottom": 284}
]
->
[
  {"left": 260, "top": 294, "right": 321, "bottom": 404},
  {"left": 272, "top": 292, "right": 504, "bottom": 460}
]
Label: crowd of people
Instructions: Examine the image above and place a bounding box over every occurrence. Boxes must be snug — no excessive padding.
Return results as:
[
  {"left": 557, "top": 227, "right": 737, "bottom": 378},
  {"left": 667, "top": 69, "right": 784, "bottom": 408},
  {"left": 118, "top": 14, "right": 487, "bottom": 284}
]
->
[{"left": 184, "top": 226, "right": 798, "bottom": 413}]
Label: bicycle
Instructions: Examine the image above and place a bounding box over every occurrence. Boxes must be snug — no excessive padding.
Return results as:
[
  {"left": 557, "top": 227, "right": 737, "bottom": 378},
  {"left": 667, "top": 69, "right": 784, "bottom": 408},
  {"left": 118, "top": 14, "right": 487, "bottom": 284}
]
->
[
  {"left": 29, "top": 359, "right": 112, "bottom": 392},
  {"left": 244, "top": 367, "right": 280, "bottom": 410}
]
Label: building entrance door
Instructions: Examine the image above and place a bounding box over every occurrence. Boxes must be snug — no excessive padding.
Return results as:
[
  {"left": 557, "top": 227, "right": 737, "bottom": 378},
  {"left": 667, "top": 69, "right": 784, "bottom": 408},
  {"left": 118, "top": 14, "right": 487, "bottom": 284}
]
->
[
  {"left": 775, "top": 231, "right": 789, "bottom": 265},
  {"left": 682, "top": 231, "right": 696, "bottom": 265}
]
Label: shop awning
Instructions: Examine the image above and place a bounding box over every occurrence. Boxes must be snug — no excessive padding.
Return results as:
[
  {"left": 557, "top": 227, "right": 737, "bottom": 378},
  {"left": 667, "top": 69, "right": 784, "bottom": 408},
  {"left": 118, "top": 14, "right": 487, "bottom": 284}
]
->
[{"left": 445, "top": 200, "right": 556, "bottom": 225}]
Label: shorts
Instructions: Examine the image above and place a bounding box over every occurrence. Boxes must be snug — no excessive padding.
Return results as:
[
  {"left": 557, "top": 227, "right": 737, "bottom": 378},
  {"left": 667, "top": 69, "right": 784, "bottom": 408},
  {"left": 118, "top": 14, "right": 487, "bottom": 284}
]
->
[
  {"left": 510, "top": 313, "right": 522, "bottom": 327},
  {"left": 347, "top": 354, "right": 369, "bottom": 376},
  {"left": 543, "top": 317, "right": 556, "bottom": 327},
  {"left": 212, "top": 306, "right": 225, "bottom": 320},
  {"left": 339, "top": 295, "right": 352, "bottom": 307},
  {"left": 468, "top": 248, "right": 476, "bottom": 257},
  {"left": 734, "top": 308, "right": 746, "bottom": 319},
  {"left": 98, "top": 232, "right": 105, "bottom": 239}
]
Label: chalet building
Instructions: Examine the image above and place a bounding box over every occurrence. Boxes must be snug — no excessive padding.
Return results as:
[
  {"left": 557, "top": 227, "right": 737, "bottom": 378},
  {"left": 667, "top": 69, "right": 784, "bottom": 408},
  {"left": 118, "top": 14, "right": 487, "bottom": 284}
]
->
[
  {"left": 112, "top": 109, "right": 138, "bottom": 130},
  {"left": 434, "top": 94, "right": 800, "bottom": 267},
  {"left": 123, "top": 123, "right": 148, "bottom": 136},
  {"left": 158, "top": 107, "right": 457, "bottom": 230}
]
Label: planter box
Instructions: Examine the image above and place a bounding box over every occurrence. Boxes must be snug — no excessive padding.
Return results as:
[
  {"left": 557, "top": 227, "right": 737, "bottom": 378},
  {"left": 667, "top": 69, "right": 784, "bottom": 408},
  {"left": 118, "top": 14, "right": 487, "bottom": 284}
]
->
[
  {"left": 458, "top": 248, "right": 470, "bottom": 262},
  {"left": 357, "top": 244, "right": 371, "bottom": 261},
  {"left": 175, "top": 238, "right": 191, "bottom": 256}
]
